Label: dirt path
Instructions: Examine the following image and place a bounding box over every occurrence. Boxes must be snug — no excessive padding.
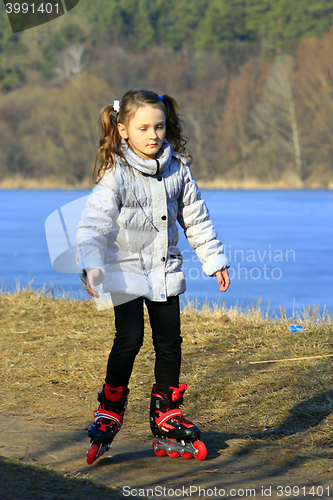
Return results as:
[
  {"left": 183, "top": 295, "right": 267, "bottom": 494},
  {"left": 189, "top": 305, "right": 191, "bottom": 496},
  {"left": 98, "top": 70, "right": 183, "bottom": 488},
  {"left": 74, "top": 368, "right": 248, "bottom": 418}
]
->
[{"left": 1, "top": 415, "right": 332, "bottom": 499}]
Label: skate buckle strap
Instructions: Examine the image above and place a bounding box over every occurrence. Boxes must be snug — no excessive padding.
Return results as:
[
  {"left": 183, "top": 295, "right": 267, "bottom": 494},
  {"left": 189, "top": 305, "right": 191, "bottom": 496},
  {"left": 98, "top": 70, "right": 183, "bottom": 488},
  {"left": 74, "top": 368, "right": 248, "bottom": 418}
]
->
[
  {"left": 155, "top": 398, "right": 180, "bottom": 411},
  {"left": 104, "top": 384, "right": 129, "bottom": 402},
  {"left": 155, "top": 409, "right": 183, "bottom": 428},
  {"left": 94, "top": 409, "right": 123, "bottom": 427},
  {"left": 170, "top": 383, "right": 187, "bottom": 402}
]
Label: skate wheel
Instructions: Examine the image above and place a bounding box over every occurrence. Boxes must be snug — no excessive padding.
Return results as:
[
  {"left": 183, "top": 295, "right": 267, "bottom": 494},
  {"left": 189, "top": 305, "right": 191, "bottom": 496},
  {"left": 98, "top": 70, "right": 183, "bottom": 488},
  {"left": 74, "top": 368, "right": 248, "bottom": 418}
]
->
[
  {"left": 165, "top": 439, "right": 180, "bottom": 458},
  {"left": 87, "top": 443, "right": 100, "bottom": 465},
  {"left": 181, "top": 451, "right": 193, "bottom": 460},
  {"left": 153, "top": 439, "right": 167, "bottom": 457},
  {"left": 193, "top": 440, "right": 207, "bottom": 461}
]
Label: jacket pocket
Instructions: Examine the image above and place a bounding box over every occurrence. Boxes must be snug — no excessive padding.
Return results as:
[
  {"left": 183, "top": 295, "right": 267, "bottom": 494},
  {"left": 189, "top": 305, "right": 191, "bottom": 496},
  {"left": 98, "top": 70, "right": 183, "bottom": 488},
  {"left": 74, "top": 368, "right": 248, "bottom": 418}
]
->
[{"left": 166, "top": 248, "right": 183, "bottom": 273}]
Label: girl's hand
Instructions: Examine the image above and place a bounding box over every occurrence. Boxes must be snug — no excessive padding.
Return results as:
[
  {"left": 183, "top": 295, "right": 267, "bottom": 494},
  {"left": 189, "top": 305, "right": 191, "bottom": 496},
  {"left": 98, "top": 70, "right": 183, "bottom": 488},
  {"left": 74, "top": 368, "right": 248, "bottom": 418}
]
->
[
  {"left": 86, "top": 269, "right": 101, "bottom": 298},
  {"left": 216, "top": 268, "right": 230, "bottom": 292}
]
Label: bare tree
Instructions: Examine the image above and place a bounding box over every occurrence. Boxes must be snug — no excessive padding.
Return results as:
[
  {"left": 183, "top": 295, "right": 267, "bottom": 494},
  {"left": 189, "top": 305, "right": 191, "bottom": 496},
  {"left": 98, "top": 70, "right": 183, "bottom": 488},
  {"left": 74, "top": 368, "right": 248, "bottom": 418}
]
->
[
  {"left": 185, "top": 112, "right": 206, "bottom": 175},
  {"left": 53, "top": 44, "right": 88, "bottom": 85},
  {"left": 252, "top": 55, "right": 303, "bottom": 179},
  {"left": 234, "top": 98, "right": 250, "bottom": 181}
]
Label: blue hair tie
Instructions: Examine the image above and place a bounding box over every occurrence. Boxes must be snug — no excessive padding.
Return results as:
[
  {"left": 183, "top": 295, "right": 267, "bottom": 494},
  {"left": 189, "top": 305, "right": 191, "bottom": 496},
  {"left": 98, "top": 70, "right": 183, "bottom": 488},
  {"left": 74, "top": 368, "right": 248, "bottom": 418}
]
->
[{"left": 158, "top": 94, "right": 164, "bottom": 100}]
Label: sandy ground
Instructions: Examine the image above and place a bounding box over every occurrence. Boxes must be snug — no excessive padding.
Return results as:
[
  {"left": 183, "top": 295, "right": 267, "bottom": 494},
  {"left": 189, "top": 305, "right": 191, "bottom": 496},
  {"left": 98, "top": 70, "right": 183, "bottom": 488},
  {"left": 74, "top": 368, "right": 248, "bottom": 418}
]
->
[{"left": 1, "top": 414, "right": 333, "bottom": 499}]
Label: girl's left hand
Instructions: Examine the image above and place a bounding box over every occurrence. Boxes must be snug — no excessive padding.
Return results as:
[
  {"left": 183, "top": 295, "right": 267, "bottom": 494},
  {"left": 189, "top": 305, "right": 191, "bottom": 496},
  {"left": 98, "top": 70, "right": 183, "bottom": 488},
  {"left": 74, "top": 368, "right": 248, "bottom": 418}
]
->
[{"left": 216, "top": 268, "right": 230, "bottom": 292}]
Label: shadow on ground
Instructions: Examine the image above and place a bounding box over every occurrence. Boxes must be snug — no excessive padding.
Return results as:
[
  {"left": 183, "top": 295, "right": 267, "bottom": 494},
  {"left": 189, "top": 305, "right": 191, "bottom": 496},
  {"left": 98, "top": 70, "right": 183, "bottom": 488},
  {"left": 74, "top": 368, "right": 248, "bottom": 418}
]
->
[
  {"left": 207, "top": 389, "right": 333, "bottom": 469},
  {"left": 2, "top": 390, "right": 333, "bottom": 498},
  {"left": 0, "top": 456, "right": 127, "bottom": 500}
]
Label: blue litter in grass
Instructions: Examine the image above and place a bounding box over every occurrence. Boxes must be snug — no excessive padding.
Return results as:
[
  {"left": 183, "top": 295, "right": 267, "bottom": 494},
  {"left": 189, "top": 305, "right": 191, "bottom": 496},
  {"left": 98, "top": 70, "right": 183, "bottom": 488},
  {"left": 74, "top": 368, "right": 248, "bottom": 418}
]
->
[{"left": 289, "top": 325, "right": 306, "bottom": 332}]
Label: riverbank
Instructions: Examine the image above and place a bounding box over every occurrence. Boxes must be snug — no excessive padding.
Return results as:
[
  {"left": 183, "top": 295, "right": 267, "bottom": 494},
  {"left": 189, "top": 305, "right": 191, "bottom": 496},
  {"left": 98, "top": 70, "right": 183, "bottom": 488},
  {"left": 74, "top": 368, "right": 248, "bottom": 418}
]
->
[
  {"left": 1, "top": 174, "right": 332, "bottom": 190},
  {"left": 1, "top": 291, "right": 333, "bottom": 499}
]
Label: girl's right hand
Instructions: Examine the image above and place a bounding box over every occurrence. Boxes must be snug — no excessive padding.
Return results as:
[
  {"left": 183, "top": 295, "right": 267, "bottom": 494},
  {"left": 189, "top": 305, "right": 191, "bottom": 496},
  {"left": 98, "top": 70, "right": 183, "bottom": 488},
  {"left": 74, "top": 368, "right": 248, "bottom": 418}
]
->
[{"left": 86, "top": 268, "right": 101, "bottom": 298}]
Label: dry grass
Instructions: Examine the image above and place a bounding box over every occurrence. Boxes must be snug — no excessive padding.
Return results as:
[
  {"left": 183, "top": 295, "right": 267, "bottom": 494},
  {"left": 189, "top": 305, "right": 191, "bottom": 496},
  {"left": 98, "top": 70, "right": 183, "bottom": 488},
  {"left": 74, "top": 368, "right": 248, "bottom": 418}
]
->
[
  {"left": 1, "top": 287, "right": 333, "bottom": 472},
  {"left": 1, "top": 173, "right": 332, "bottom": 190},
  {"left": 0, "top": 174, "right": 91, "bottom": 190}
]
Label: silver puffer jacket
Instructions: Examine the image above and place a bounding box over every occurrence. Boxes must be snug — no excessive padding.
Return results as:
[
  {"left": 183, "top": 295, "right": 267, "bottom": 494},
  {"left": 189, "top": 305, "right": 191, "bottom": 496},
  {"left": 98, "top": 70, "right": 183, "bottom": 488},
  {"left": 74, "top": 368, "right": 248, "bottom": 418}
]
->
[{"left": 76, "top": 140, "right": 229, "bottom": 301}]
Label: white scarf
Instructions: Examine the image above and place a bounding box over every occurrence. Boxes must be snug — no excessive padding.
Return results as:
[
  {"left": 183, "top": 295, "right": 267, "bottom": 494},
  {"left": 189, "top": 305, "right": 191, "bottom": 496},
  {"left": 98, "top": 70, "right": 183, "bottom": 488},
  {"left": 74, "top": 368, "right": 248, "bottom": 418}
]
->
[{"left": 121, "top": 139, "right": 172, "bottom": 176}]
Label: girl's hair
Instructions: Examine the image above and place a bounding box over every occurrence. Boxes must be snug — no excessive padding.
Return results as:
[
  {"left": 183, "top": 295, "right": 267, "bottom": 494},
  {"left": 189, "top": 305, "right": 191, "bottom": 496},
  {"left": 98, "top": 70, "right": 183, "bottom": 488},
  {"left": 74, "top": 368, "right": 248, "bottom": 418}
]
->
[{"left": 91, "top": 89, "right": 190, "bottom": 185}]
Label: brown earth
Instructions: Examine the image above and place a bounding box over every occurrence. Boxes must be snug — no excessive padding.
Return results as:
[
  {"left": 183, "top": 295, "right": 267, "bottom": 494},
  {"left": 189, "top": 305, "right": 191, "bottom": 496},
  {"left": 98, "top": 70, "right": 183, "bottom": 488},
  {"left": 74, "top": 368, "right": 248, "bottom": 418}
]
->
[
  {"left": 1, "top": 292, "right": 333, "bottom": 499},
  {"left": 1, "top": 414, "right": 333, "bottom": 500}
]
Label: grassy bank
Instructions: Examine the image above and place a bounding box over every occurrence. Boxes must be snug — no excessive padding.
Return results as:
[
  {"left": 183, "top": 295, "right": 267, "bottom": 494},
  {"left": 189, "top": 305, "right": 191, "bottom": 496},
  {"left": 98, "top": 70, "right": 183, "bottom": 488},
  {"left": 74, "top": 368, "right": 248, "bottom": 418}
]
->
[
  {"left": 1, "top": 290, "right": 333, "bottom": 470},
  {"left": 0, "top": 174, "right": 332, "bottom": 190}
]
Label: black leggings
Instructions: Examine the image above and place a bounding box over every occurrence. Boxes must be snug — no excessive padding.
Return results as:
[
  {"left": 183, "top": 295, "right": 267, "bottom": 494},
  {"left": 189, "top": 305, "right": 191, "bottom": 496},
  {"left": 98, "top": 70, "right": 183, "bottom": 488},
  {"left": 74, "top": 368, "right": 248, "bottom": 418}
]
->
[{"left": 106, "top": 296, "right": 182, "bottom": 393}]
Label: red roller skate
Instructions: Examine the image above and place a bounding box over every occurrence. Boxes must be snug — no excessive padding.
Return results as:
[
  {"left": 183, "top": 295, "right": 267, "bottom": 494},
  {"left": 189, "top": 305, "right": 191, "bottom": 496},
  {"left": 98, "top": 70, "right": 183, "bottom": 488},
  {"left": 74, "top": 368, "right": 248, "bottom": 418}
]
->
[
  {"left": 150, "top": 383, "right": 207, "bottom": 461},
  {"left": 86, "top": 384, "right": 129, "bottom": 464}
]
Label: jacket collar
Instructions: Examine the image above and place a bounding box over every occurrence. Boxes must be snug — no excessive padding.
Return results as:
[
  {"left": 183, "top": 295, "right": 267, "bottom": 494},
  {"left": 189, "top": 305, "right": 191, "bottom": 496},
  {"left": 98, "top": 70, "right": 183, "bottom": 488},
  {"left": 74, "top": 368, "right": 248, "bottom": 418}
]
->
[{"left": 121, "top": 139, "right": 172, "bottom": 176}]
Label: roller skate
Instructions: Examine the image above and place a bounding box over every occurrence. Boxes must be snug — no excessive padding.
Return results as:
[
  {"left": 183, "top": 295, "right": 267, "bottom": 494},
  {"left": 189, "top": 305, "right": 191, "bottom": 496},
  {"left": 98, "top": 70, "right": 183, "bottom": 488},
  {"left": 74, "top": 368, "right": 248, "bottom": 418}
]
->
[
  {"left": 150, "top": 383, "right": 207, "bottom": 460},
  {"left": 86, "top": 384, "right": 129, "bottom": 464}
]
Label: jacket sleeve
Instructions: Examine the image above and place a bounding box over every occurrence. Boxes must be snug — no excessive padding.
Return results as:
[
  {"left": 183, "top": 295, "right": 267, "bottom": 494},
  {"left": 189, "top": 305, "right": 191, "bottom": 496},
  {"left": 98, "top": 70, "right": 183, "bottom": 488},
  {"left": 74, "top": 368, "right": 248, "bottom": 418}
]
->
[
  {"left": 76, "top": 173, "right": 120, "bottom": 284},
  {"left": 177, "top": 163, "right": 230, "bottom": 276}
]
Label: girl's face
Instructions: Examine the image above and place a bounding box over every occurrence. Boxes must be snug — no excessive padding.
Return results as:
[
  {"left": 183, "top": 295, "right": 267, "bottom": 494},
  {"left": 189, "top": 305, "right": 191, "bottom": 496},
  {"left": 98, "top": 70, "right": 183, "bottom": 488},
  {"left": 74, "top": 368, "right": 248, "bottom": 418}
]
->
[{"left": 118, "top": 105, "right": 166, "bottom": 160}]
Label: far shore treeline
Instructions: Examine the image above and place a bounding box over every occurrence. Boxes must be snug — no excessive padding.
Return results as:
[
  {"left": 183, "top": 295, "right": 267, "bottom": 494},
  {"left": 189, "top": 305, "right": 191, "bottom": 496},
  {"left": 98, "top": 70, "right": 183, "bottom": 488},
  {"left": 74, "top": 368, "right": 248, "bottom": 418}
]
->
[{"left": 1, "top": 0, "right": 333, "bottom": 189}]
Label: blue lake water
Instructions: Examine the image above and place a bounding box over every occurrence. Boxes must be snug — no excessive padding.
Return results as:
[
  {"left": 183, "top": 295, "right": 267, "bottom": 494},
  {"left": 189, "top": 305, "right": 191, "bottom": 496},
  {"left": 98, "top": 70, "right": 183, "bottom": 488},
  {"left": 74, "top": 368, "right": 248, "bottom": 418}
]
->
[{"left": 0, "top": 189, "right": 332, "bottom": 317}]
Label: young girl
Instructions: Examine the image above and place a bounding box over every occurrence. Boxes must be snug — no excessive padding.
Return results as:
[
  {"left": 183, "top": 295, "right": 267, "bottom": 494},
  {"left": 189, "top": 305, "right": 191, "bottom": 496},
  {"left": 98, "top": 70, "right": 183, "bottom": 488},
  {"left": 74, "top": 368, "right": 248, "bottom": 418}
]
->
[{"left": 76, "top": 89, "right": 230, "bottom": 462}]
